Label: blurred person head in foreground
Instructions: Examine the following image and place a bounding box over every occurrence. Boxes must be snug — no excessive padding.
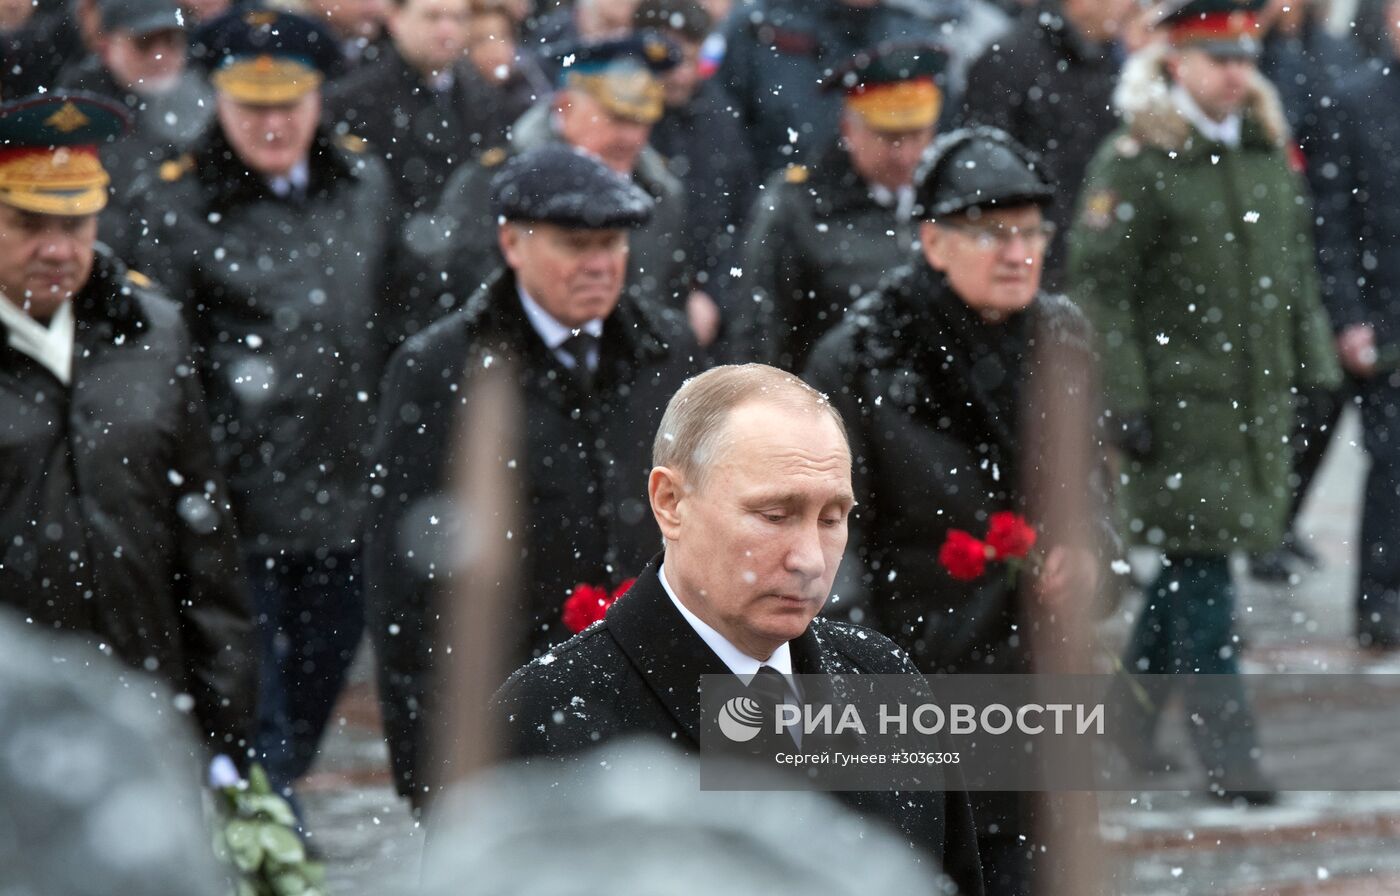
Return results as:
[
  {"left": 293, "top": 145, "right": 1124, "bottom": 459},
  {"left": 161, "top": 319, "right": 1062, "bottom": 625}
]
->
[
  {"left": 0, "top": 610, "right": 226, "bottom": 896},
  {"left": 423, "top": 738, "right": 955, "bottom": 896}
]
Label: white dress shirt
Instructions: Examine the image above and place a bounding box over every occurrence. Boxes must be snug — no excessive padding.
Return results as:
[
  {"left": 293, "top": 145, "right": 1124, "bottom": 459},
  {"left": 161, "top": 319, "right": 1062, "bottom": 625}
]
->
[
  {"left": 1172, "top": 84, "right": 1243, "bottom": 148},
  {"left": 659, "top": 563, "right": 798, "bottom": 690},
  {"left": 0, "top": 290, "right": 74, "bottom": 385},
  {"left": 517, "top": 286, "right": 603, "bottom": 371},
  {"left": 267, "top": 160, "right": 310, "bottom": 199}
]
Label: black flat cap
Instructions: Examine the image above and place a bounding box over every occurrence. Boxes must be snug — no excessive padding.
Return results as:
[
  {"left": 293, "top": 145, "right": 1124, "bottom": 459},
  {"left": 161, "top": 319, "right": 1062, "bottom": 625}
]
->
[
  {"left": 489, "top": 144, "right": 655, "bottom": 229},
  {"left": 913, "top": 126, "right": 1055, "bottom": 220}
]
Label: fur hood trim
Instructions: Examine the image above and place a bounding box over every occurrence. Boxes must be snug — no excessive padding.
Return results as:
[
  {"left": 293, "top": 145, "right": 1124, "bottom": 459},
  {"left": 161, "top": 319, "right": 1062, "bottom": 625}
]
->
[{"left": 1112, "top": 42, "right": 1290, "bottom": 151}]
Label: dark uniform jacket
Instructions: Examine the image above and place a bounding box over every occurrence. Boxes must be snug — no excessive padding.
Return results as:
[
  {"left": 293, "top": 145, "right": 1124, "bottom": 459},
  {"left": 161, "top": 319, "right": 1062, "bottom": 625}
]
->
[
  {"left": 401, "top": 101, "right": 690, "bottom": 327},
  {"left": 959, "top": 4, "right": 1122, "bottom": 288},
  {"left": 128, "top": 126, "right": 393, "bottom": 556},
  {"left": 325, "top": 43, "right": 528, "bottom": 218},
  {"left": 743, "top": 143, "right": 918, "bottom": 370},
  {"left": 1315, "top": 58, "right": 1400, "bottom": 339},
  {"left": 365, "top": 267, "right": 704, "bottom": 802},
  {"left": 805, "top": 261, "right": 1113, "bottom": 674},
  {"left": 648, "top": 79, "right": 758, "bottom": 353},
  {"left": 493, "top": 558, "right": 985, "bottom": 896},
  {"left": 0, "top": 248, "right": 255, "bottom": 753}
]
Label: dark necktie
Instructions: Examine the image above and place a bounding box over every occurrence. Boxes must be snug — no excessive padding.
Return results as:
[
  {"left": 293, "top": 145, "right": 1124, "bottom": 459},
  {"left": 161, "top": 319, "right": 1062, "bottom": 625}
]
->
[
  {"left": 750, "top": 664, "right": 801, "bottom": 748},
  {"left": 561, "top": 331, "right": 599, "bottom": 391}
]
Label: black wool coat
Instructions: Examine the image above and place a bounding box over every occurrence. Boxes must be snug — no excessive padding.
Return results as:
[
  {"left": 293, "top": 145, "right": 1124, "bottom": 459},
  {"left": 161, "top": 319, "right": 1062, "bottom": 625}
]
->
[
  {"left": 0, "top": 248, "right": 255, "bottom": 753},
  {"left": 127, "top": 126, "right": 393, "bottom": 556},
  {"left": 805, "top": 262, "right": 1115, "bottom": 675},
  {"left": 325, "top": 44, "right": 528, "bottom": 219},
  {"left": 365, "top": 268, "right": 704, "bottom": 802},
  {"left": 493, "top": 559, "right": 985, "bottom": 896}
]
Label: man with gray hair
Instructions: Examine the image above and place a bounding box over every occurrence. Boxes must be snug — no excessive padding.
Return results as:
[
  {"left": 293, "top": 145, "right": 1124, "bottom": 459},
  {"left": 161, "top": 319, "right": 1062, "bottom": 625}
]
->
[{"left": 494, "top": 363, "right": 984, "bottom": 896}]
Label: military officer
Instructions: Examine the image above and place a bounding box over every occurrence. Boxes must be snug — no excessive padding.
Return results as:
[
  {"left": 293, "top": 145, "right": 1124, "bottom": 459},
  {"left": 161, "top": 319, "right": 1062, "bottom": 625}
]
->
[
  {"left": 367, "top": 143, "right": 704, "bottom": 809},
  {"left": 0, "top": 93, "right": 254, "bottom": 759},
  {"left": 126, "top": 8, "right": 395, "bottom": 816},
  {"left": 1069, "top": 0, "right": 1340, "bottom": 804},
  {"left": 741, "top": 40, "right": 947, "bottom": 371},
  {"left": 400, "top": 32, "right": 694, "bottom": 341}
]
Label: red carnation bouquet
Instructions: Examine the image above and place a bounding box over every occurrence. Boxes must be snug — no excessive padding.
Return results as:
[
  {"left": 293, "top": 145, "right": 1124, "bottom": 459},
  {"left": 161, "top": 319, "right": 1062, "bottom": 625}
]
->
[
  {"left": 562, "top": 578, "right": 636, "bottom": 633},
  {"left": 938, "top": 512, "right": 1038, "bottom": 583}
]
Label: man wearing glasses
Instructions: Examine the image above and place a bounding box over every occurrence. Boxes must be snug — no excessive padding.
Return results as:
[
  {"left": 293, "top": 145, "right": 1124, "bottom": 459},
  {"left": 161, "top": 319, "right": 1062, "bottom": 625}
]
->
[{"left": 805, "top": 127, "right": 1115, "bottom": 894}]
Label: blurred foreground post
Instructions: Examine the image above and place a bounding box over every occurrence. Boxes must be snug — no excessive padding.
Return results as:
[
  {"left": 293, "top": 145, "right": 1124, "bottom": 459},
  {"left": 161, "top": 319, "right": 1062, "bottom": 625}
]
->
[
  {"left": 1024, "top": 322, "right": 1110, "bottom": 895},
  {"left": 431, "top": 356, "right": 524, "bottom": 792}
]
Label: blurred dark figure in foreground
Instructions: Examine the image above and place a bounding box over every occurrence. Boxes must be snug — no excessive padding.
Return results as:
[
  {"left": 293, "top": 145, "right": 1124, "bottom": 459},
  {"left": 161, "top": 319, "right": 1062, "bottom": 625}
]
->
[
  {"left": 368, "top": 145, "right": 703, "bottom": 809},
  {"left": 714, "top": 0, "right": 1007, "bottom": 174},
  {"left": 959, "top": 0, "right": 1134, "bottom": 289},
  {"left": 402, "top": 34, "right": 692, "bottom": 329},
  {"left": 0, "top": 612, "right": 227, "bottom": 896},
  {"left": 127, "top": 9, "right": 393, "bottom": 819},
  {"left": 423, "top": 740, "right": 956, "bottom": 896},
  {"left": 1315, "top": 0, "right": 1400, "bottom": 648},
  {"left": 327, "top": 0, "right": 528, "bottom": 226},
  {"left": 0, "top": 93, "right": 254, "bottom": 758},
  {"left": 1069, "top": 0, "right": 1340, "bottom": 804},
  {"left": 806, "top": 127, "right": 1113, "bottom": 895},
  {"left": 60, "top": 0, "right": 214, "bottom": 253},
  {"left": 492, "top": 365, "right": 985, "bottom": 896},
  {"left": 744, "top": 40, "right": 945, "bottom": 371},
  {"left": 635, "top": 0, "right": 754, "bottom": 355}
]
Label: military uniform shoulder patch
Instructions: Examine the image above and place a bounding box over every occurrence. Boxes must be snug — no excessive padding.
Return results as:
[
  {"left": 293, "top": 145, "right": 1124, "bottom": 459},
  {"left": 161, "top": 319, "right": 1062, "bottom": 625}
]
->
[
  {"left": 159, "top": 154, "right": 193, "bottom": 182},
  {"left": 480, "top": 146, "right": 509, "bottom": 168},
  {"left": 336, "top": 133, "right": 368, "bottom": 154},
  {"left": 1080, "top": 189, "right": 1117, "bottom": 232},
  {"left": 784, "top": 163, "right": 809, "bottom": 184},
  {"left": 1113, "top": 134, "right": 1141, "bottom": 158},
  {"left": 125, "top": 269, "right": 153, "bottom": 288}
]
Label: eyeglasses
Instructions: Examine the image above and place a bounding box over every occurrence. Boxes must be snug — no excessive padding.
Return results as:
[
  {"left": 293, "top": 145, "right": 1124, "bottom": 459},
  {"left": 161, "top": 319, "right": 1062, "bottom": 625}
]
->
[{"left": 940, "top": 221, "right": 1057, "bottom": 252}]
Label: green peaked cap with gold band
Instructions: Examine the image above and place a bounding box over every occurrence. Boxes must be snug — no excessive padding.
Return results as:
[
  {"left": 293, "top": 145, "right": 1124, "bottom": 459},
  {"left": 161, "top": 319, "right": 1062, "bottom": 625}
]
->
[{"left": 0, "top": 92, "right": 130, "bottom": 216}]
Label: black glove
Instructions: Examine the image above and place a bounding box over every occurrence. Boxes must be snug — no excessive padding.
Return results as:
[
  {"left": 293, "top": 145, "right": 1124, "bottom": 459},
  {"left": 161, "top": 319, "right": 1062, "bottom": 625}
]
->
[{"left": 1113, "top": 414, "right": 1154, "bottom": 460}]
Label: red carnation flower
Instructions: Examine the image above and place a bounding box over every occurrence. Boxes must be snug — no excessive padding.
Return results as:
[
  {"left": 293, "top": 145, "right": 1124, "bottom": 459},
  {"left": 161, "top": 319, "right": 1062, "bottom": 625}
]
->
[
  {"left": 939, "top": 530, "right": 992, "bottom": 581},
  {"left": 562, "top": 578, "right": 637, "bottom": 634},
  {"left": 985, "top": 512, "right": 1037, "bottom": 560}
]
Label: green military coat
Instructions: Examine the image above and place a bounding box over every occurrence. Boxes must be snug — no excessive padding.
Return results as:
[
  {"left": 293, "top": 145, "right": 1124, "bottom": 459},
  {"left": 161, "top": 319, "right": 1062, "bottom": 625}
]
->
[{"left": 1068, "top": 47, "right": 1339, "bottom": 554}]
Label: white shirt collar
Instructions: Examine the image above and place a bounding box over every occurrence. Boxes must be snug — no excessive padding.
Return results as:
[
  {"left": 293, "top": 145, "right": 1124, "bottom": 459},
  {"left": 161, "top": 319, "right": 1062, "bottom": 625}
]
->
[
  {"left": 267, "top": 161, "right": 310, "bottom": 197},
  {"left": 658, "top": 562, "right": 795, "bottom": 686},
  {"left": 516, "top": 286, "right": 603, "bottom": 363},
  {"left": 1171, "top": 84, "right": 1242, "bottom": 148},
  {"left": 0, "top": 290, "right": 74, "bottom": 385}
]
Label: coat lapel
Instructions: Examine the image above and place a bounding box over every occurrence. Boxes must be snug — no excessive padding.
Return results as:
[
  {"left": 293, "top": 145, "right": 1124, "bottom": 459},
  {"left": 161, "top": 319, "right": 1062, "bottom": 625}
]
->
[{"left": 605, "top": 557, "right": 733, "bottom": 745}]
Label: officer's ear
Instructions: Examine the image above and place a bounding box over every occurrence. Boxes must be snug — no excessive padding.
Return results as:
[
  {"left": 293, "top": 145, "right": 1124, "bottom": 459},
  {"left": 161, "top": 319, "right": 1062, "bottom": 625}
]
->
[
  {"left": 919, "top": 220, "right": 951, "bottom": 272},
  {"left": 498, "top": 222, "right": 526, "bottom": 269},
  {"left": 648, "top": 466, "right": 687, "bottom": 541}
]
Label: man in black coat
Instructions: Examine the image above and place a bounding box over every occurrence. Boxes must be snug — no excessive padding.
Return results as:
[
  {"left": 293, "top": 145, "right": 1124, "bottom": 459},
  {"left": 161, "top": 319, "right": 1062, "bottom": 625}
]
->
[
  {"left": 399, "top": 33, "right": 693, "bottom": 338},
  {"left": 126, "top": 10, "right": 393, "bottom": 809},
  {"left": 1315, "top": 0, "right": 1400, "bottom": 647},
  {"left": 0, "top": 93, "right": 254, "bottom": 758},
  {"left": 493, "top": 364, "right": 984, "bottom": 896},
  {"left": 959, "top": 0, "right": 1131, "bottom": 288},
  {"left": 636, "top": 0, "right": 756, "bottom": 357},
  {"left": 367, "top": 144, "right": 704, "bottom": 809},
  {"left": 325, "top": 0, "right": 528, "bottom": 222},
  {"left": 806, "top": 128, "right": 1114, "bottom": 894}
]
